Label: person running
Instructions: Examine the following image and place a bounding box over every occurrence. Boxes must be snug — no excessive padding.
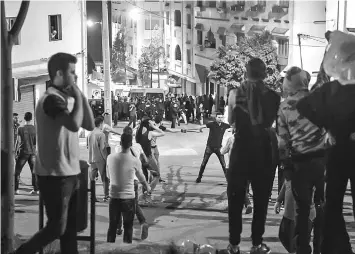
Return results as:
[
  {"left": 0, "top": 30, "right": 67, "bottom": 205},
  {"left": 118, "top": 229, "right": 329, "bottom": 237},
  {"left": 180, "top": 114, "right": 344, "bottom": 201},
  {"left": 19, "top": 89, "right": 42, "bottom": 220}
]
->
[
  {"left": 226, "top": 58, "right": 280, "bottom": 254},
  {"left": 135, "top": 116, "right": 164, "bottom": 192},
  {"left": 14, "top": 112, "right": 38, "bottom": 195},
  {"left": 115, "top": 126, "right": 150, "bottom": 240},
  {"left": 87, "top": 116, "right": 109, "bottom": 202},
  {"left": 106, "top": 133, "right": 151, "bottom": 243},
  {"left": 195, "top": 112, "right": 231, "bottom": 183},
  {"left": 13, "top": 52, "right": 95, "bottom": 254}
]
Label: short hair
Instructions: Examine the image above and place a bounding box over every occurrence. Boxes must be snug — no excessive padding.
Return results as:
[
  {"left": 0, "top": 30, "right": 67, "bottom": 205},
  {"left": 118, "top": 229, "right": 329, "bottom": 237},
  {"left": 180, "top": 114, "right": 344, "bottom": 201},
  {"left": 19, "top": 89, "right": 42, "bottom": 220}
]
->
[
  {"left": 48, "top": 53, "right": 77, "bottom": 81},
  {"left": 94, "top": 117, "right": 104, "bottom": 127},
  {"left": 121, "top": 133, "right": 132, "bottom": 149},
  {"left": 216, "top": 112, "right": 223, "bottom": 117},
  {"left": 13, "top": 113, "right": 18, "bottom": 117},
  {"left": 285, "top": 66, "right": 302, "bottom": 81},
  {"left": 123, "top": 126, "right": 133, "bottom": 135},
  {"left": 154, "top": 115, "right": 163, "bottom": 124},
  {"left": 24, "top": 112, "right": 32, "bottom": 121},
  {"left": 246, "top": 58, "right": 267, "bottom": 80}
]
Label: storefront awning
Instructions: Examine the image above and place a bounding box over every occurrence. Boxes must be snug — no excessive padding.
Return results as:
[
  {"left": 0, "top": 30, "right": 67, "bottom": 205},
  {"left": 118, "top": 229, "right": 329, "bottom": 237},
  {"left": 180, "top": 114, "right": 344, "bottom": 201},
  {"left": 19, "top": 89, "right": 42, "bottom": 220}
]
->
[
  {"left": 248, "top": 25, "right": 266, "bottom": 35},
  {"left": 228, "top": 24, "right": 245, "bottom": 34},
  {"left": 195, "top": 23, "right": 204, "bottom": 31},
  {"left": 217, "top": 27, "right": 227, "bottom": 35},
  {"left": 195, "top": 64, "right": 208, "bottom": 84},
  {"left": 272, "top": 27, "right": 289, "bottom": 36}
]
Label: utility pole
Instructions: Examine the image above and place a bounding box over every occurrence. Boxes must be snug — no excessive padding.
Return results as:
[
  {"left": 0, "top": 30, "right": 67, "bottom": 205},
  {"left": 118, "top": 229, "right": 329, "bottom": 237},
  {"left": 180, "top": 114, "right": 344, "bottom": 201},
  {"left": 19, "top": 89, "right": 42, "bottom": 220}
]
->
[
  {"left": 80, "top": 0, "right": 88, "bottom": 96},
  {"left": 102, "top": 0, "right": 112, "bottom": 125},
  {"left": 297, "top": 34, "right": 303, "bottom": 69},
  {"left": 1, "top": 2, "right": 30, "bottom": 253}
]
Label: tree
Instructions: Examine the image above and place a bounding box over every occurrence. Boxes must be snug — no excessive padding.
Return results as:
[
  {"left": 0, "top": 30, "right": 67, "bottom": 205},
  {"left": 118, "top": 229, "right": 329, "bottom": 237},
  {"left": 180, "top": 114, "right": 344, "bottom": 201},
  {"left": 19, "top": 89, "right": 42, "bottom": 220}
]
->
[
  {"left": 111, "top": 27, "right": 130, "bottom": 83},
  {"left": 138, "top": 25, "right": 166, "bottom": 87},
  {"left": 1, "top": 1, "right": 30, "bottom": 253},
  {"left": 210, "top": 31, "right": 281, "bottom": 92}
]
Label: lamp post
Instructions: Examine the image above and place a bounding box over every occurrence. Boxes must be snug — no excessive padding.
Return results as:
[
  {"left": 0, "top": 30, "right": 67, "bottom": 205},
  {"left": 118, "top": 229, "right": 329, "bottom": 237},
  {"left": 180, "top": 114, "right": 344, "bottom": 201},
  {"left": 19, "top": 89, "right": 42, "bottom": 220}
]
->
[{"left": 87, "top": 0, "right": 112, "bottom": 126}]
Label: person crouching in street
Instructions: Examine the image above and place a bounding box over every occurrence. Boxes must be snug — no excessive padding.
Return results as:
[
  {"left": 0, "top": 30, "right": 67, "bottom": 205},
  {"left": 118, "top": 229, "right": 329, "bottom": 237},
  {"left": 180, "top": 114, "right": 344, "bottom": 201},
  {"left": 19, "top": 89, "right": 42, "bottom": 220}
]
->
[
  {"left": 226, "top": 58, "right": 280, "bottom": 254},
  {"left": 106, "top": 133, "right": 151, "bottom": 243},
  {"left": 87, "top": 116, "right": 109, "bottom": 202}
]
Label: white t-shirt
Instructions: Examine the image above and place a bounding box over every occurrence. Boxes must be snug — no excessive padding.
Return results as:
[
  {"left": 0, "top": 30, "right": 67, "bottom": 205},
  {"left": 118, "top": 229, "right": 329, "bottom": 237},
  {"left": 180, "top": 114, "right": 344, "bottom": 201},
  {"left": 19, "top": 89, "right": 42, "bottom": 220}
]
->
[
  {"left": 115, "top": 143, "right": 144, "bottom": 181},
  {"left": 106, "top": 151, "right": 146, "bottom": 199},
  {"left": 102, "top": 123, "right": 112, "bottom": 147}
]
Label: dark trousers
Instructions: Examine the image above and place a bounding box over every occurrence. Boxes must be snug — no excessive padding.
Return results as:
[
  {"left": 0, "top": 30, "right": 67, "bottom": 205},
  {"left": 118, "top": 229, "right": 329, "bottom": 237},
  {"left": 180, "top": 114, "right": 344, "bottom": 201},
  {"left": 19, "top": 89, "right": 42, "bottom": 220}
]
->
[
  {"left": 15, "top": 175, "right": 79, "bottom": 254},
  {"left": 321, "top": 145, "right": 355, "bottom": 254},
  {"left": 107, "top": 198, "right": 135, "bottom": 243},
  {"left": 291, "top": 156, "right": 325, "bottom": 254},
  {"left": 198, "top": 146, "right": 226, "bottom": 178},
  {"left": 113, "top": 112, "right": 119, "bottom": 126},
  {"left": 226, "top": 168, "right": 251, "bottom": 207},
  {"left": 227, "top": 131, "right": 275, "bottom": 246},
  {"left": 171, "top": 117, "right": 177, "bottom": 129},
  {"left": 118, "top": 180, "right": 146, "bottom": 229},
  {"left": 15, "top": 153, "right": 38, "bottom": 191},
  {"left": 128, "top": 115, "right": 136, "bottom": 128}
]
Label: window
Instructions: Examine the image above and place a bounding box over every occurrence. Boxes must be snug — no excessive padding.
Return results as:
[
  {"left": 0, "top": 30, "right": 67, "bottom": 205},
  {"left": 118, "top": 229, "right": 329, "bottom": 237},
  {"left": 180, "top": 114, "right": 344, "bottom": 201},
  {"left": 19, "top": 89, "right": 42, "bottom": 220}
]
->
[
  {"left": 175, "top": 45, "right": 181, "bottom": 61},
  {"left": 167, "top": 44, "right": 170, "bottom": 58},
  {"left": 174, "top": 10, "right": 181, "bottom": 27},
  {"left": 208, "top": 1, "right": 216, "bottom": 7},
  {"left": 187, "top": 49, "right": 191, "bottom": 64},
  {"left": 145, "top": 13, "right": 160, "bottom": 30},
  {"left": 197, "top": 1, "right": 203, "bottom": 7},
  {"left": 166, "top": 11, "right": 170, "bottom": 25},
  {"left": 258, "top": 0, "right": 266, "bottom": 6},
  {"left": 279, "top": 0, "right": 290, "bottom": 8},
  {"left": 197, "top": 30, "right": 203, "bottom": 45},
  {"left": 221, "top": 35, "right": 226, "bottom": 46},
  {"left": 236, "top": 0, "right": 245, "bottom": 5},
  {"left": 220, "top": 1, "right": 227, "bottom": 8},
  {"left": 277, "top": 38, "right": 289, "bottom": 57},
  {"left": 205, "top": 29, "right": 216, "bottom": 48},
  {"left": 186, "top": 14, "right": 192, "bottom": 29},
  {"left": 48, "top": 15, "right": 62, "bottom": 41},
  {"left": 236, "top": 32, "right": 245, "bottom": 43},
  {"left": 6, "top": 17, "right": 20, "bottom": 45}
]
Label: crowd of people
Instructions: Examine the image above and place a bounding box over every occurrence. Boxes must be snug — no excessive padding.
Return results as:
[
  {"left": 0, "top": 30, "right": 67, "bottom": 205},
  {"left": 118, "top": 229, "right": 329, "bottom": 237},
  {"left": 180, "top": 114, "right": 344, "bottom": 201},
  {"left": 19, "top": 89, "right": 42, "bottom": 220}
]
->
[{"left": 11, "top": 29, "right": 355, "bottom": 254}]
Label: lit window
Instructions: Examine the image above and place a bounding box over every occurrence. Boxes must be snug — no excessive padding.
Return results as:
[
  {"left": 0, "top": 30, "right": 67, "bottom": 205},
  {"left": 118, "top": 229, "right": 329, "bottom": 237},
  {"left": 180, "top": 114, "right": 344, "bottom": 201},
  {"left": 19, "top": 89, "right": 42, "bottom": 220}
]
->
[{"left": 175, "top": 45, "right": 181, "bottom": 61}]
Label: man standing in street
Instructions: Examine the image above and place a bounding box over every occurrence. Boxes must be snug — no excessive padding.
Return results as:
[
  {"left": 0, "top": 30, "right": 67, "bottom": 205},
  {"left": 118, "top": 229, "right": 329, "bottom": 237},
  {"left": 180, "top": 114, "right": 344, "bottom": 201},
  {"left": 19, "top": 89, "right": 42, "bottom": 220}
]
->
[
  {"left": 102, "top": 112, "right": 121, "bottom": 155},
  {"left": 88, "top": 116, "right": 109, "bottom": 202},
  {"left": 195, "top": 112, "right": 230, "bottom": 183},
  {"left": 13, "top": 52, "right": 94, "bottom": 254},
  {"left": 106, "top": 133, "right": 151, "bottom": 243},
  {"left": 13, "top": 112, "right": 20, "bottom": 145},
  {"left": 14, "top": 112, "right": 38, "bottom": 195},
  {"left": 128, "top": 101, "right": 137, "bottom": 128}
]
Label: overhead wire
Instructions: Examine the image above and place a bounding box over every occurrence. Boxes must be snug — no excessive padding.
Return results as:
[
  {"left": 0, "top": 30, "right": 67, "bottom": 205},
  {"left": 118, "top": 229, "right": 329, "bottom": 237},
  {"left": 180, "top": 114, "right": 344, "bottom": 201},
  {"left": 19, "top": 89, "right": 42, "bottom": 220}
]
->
[{"left": 121, "top": 0, "right": 327, "bottom": 48}]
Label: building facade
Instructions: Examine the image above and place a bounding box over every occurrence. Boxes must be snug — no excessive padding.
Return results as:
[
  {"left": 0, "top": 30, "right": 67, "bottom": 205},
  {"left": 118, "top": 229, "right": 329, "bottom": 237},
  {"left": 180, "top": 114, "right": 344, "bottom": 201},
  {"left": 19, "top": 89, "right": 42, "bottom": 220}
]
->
[{"left": 5, "top": 0, "right": 87, "bottom": 123}]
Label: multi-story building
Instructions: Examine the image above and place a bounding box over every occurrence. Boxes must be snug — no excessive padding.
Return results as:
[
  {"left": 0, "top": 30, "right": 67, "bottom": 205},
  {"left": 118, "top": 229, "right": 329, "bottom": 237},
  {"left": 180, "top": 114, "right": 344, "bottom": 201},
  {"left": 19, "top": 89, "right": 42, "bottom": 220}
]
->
[
  {"left": 5, "top": 0, "right": 87, "bottom": 122},
  {"left": 325, "top": 0, "right": 355, "bottom": 33},
  {"left": 165, "top": 0, "right": 327, "bottom": 101}
]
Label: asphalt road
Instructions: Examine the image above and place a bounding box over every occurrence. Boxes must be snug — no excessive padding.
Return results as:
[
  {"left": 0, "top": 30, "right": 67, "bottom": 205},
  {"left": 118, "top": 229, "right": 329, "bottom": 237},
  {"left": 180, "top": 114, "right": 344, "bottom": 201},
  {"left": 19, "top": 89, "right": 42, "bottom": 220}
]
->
[{"left": 13, "top": 121, "right": 355, "bottom": 254}]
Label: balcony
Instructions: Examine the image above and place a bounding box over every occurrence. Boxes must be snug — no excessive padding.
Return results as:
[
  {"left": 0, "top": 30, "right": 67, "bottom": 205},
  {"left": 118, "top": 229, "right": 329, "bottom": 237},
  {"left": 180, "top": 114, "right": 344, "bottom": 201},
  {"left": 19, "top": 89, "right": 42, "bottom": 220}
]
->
[{"left": 268, "top": 5, "right": 288, "bottom": 20}]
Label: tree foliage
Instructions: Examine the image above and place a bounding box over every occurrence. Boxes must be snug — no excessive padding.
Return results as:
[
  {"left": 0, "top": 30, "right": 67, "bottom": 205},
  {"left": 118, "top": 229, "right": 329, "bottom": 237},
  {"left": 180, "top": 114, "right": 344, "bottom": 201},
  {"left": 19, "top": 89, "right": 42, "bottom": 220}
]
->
[
  {"left": 138, "top": 25, "right": 167, "bottom": 85},
  {"left": 210, "top": 31, "right": 281, "bottom": 92},
  {"left": 111, "top": 27, "right": 130, "bottom": 83}
]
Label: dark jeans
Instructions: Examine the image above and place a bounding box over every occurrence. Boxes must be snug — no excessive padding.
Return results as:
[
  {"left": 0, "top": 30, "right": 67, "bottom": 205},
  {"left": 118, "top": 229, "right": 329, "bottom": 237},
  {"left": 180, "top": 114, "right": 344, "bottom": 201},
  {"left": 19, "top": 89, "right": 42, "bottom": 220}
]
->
[
  {"left": 291, "top": 156, "right": 325, "bottom": 254},
  {"left": 15, "top": 153, "right": 38, "bottom": 191},
  {"left": 128, "top": 115, "right": 136, "bottom": 128},
  {"left": 171, "top": 117, "right": 177, "bottom": 129},
  {"left": 198, "top": 146, "right": 226, "bottom": 178},
  {"left": 15, "top": 175, "right": 79, "bottom": 254},
  {"left": 321, "top": 145, "right": 355, "bottom": 254},
  {"left": 227, "top": 130, "right": 275, "bottom": 246},
  {"left": 118, "top": 180, "right": 146, "bottom": 229},
  {"left": 226, "top": 168, "right": 251, "bottom": 207},
  {"left": 107, "top": 198, "right": 135, "bottom": 243}
]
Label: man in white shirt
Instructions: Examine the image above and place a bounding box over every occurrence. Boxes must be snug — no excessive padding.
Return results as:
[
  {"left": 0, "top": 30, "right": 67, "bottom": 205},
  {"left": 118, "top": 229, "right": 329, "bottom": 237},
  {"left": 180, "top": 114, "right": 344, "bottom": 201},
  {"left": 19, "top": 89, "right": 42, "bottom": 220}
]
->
[
  {"left": 87, "top": 116, "right": 109, "bottom": 201},
  {"left": 114, "top": 126, "right": 150, "bottom": 240},
  {"left": 106, "top": 133, "right": 150, "bottom": 243},
  {"left": 102, "top": 112, "right": 121, "bottom": 154}
]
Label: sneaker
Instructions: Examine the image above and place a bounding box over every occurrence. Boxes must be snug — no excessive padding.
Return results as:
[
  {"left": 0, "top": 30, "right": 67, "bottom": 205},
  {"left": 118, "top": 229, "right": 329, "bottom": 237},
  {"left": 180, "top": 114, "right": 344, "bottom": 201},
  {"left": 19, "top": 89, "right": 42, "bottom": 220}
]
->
[
  {"left": 245, "top": 205, "right": 253, "bottom": 215},
  {"left": 227, "top": 244, "right": 240, "bottom": 254},
  {"left": 141, "top": 223, "right": 149, "bottom": 240},
  {"left": 29, "top": 190, "right": 39, "bottom": 195},
  {"left": 250, "top": 243, "right": 271, "bottom": 254},
  {"left": 116, "top": 228, "right": 123, "bottom": 236},
  {"left": 196, "top": 177, "right": 201, "bottom": 183}
]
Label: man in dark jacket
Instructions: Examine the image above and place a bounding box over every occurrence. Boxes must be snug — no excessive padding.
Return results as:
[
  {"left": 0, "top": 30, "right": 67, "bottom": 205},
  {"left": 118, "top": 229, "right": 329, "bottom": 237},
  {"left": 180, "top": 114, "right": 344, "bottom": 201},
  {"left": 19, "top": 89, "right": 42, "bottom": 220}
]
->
[{"left": 227, "top": 58, "right": 280, "bottom": 254}]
